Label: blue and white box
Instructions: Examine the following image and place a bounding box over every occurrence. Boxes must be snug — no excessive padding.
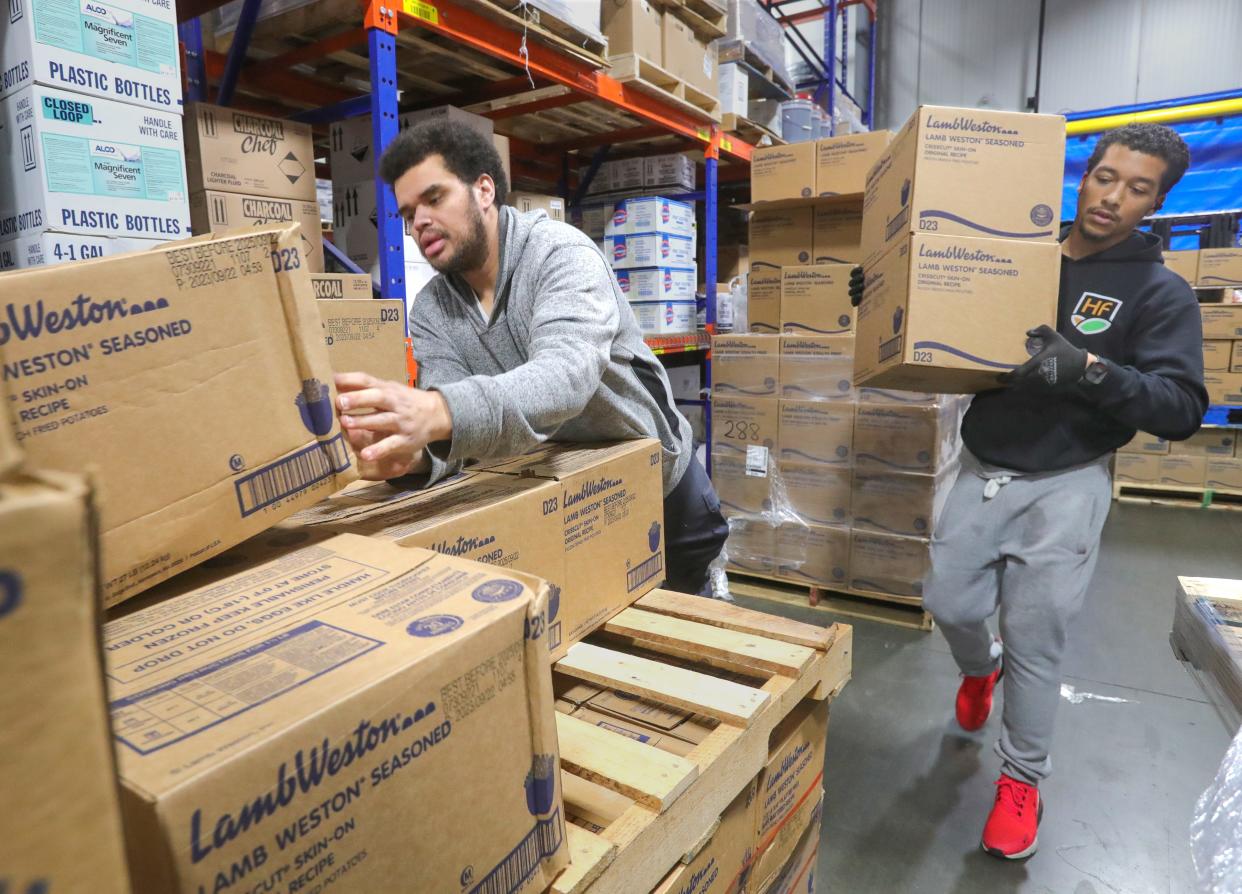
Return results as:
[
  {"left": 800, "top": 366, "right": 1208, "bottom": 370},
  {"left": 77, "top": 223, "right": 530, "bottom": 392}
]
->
[
  {"left": 615, "top": 265, "right": 697, "bottom": 301},
  {"left": 629, "top": 299, "right": 697, "bottom": 336},
  {"left": 0, "top": 84, "right": 189, "bottom": 242},
  {"left": 605, "top": 231, "right": 695, "bottom": 269},
  {"left": 1, "top": 0, "right": 183, "bottom": 112},
  {"left": 605, "top": 196, "right": 696, "bottom": 237}
]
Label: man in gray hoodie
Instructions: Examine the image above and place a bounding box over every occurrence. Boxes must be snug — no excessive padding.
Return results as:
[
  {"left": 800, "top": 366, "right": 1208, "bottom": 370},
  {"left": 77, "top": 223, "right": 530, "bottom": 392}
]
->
[{"left": 333, "top": 119, "right": 728, "bottom": 595}]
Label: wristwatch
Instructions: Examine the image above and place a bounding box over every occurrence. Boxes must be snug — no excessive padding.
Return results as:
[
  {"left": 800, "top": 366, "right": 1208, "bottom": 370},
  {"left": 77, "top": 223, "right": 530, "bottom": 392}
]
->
[{"left": 1082, "top": 356, "right": 1110, "bottom": 385}]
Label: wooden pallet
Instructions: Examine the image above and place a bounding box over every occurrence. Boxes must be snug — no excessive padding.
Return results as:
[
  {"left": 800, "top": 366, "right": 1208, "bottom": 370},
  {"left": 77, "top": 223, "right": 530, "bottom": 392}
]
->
[
  {"left": 728, "top": 572, "right": 934, "bottom": 631},
  {"left": 721, "top": 112, "right": 785, "bottom": 147},
  {"left": 651, "top": 0, "right": 727, "bottom": 40},
  {"left": 549, "top": 589, "right": 852, "bottom": 893},
  {"left": 485, "top": 0, "right": 609, "bottom": 58},
  {"left": 608, "top": 54, "right": 722, "bottom": 123},
  {"left": 1113, "top": 481, "right": 1242, "bottom": 511}
]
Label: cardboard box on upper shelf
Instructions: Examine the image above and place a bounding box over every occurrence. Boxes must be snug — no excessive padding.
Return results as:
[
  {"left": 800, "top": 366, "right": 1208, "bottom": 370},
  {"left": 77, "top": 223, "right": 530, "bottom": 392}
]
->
[
  {"left": 750, "top": 209, "right": 814, "bottom": 270},
  {"left": 1, "top": 86, "right": 190, "bottom": 243},
  {"left": 860, "top": 105, "right": 1066, "bottom": 267},
  {"left": 185, "top": 103, "right": 317, "bottom": 201},
  {"left": 602, "top": 0, "right": 664, "bottom": 61},
  {"left": 189, "top": 189, "right": 324, "bottom": 271},
  {"left": 853, "top": 234, "right": 1060, "bottom": 393},
  {"left": 781, "top": 263, "right": 854, "bottom": 335},
  {"left": 1, "top": 0, "right": 182, "bottom": 112},
  {"left": 0, "top": 226, "right": 355, "bottom": 606},
  {"left": 644, "top": 153, "right": 697, "bottom": 191},
  {"left": 660, "top": 15, "right": 716, "bottom": 99},
  {"left": 1, "top": 471, "right": 132, "bottom": 894},
  {"left": 1197, "top": 248, "right": 1242, "bottom": 287},
  {"left": 105, "top": 532, "right": 567, "bottom": 894}
]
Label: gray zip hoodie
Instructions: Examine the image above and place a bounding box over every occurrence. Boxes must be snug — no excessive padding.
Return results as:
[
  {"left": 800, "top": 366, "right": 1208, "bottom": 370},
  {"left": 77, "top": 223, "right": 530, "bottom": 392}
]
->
[{"left": 411, "top": 205, "right": 694, "bottom": 495}]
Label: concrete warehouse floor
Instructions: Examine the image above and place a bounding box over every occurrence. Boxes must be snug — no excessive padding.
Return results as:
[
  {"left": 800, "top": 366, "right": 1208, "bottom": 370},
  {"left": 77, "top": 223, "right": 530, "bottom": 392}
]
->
[{"left": 734, "top": 501, "right": 1242, "bottom": 894}]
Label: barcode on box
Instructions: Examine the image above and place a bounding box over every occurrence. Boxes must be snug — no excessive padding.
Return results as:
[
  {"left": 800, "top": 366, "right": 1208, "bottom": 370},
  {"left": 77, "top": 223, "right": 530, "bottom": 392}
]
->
[
  {"left": 879, "top": 335, "right": 903, "bottom": 363},
  {"left": 627, "top": 553, "right": 664, "bottom": 592},
  {"left": 235, "top": 434, "right": 351, "bottom": 516},
  {"left": 470, "top": 811, "right": 563, "bottom": 894}
]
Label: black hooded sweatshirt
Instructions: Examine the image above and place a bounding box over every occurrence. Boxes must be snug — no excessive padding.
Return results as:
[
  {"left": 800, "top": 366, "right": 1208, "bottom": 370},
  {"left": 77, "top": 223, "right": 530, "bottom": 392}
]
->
[{"left": 962, "top": 229, "right": 1208, "bottom": 473}]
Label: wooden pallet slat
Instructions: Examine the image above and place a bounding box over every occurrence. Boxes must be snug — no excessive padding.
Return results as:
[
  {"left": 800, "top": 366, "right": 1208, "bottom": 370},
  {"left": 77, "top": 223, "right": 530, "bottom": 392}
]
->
[
  {"left": 554, "top": 824, "right": 618, "bottom": 894},
  {"left": 1114, "top": 480, "right": 1242, "bottom": 511},
  {"left": 556, "top": 641, "right": 770, "bottom": 724},
  {"left": 604, "top": 606, "right": 817, "bottom": 678},
  {"left": 728, "top": 573, "right": 935, "bottom": 632},
  {"left": 637, "top": 589, "right": 832, "bottom": 650},
  {"left": 556, "top": 712, "right": 699, "bottom": 811},
  {"left": 607, "top": 53, "right": 722, "bottom": 123}
]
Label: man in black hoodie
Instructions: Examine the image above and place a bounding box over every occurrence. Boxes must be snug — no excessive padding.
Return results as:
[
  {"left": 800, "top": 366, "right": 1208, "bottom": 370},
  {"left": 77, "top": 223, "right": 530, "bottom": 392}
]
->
[{"left": 922, "top": 124, "right": 1206, "bottom": 860}]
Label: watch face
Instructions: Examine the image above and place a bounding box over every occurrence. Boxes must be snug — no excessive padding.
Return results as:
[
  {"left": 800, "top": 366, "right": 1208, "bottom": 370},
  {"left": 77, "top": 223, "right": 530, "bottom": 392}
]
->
[{"left": 1084, "top": 360, "right": 1108, "bottom": 385}]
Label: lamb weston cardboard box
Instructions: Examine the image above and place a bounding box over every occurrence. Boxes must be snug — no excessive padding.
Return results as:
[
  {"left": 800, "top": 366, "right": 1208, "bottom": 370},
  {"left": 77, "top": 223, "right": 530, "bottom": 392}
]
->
[
  {"left": 816, "top": 130, "right": 892, "bottom": 197},
  {"left": 750, "top": 209, "right": 814, "bottom": 270},
  {"left": 780, "top": 264, "right": 854, "bottom": 335},
  {"left": 751, "top": 142, "right": 816, "bottom": 202},
  {"left": 1114, "top": 452, "right": 1160, "bottom": 485},
  {"left": 778, "top": 399, "right": 852, "bottom": 466},
  {"left": 775, "top": 522, "right": 849, "bottom": 587},
  {"left": 712, "top": 449, "right": 775, "bottom": 517},
  {"left": 190, "top": 189, "right": 324, "bottom": 271},
  {"left": 290, "top": 441, "right": 664, "bottom": 661},
  {"left": 726, "top": 517, "right": 778, "bottom": 577},
  {"left": 1163, "top": 249, "right": 1199, "bottom": 284},
  {"left": 849, "top": 530, "right": 931, "bottom": 599},
  {"left": 1202, "top": 306, "right": 1242, "bottom": 339},
  {"left": 1206, "top": 457, "right": 1242, "bottom": 493},
  {"left": 747, "top": 269, "right": 783, "bottom": 334},
  {"left": 104, "top": 532, "right": 566, "bottom": 894},
  {"left": 851, "top": 469, "right": 954, "bottom": 538},
  {"left": 318, "top": 298, "right": 409, "bottom": 384},
  {"left": 713, "top": 334, "right": 780, "bottom": 396},
  {"left": 854, "top": 234, "right": 1060, "bottom": 393},
  {"left": 1204, "top": 340, "right": 1234, "bottom": 372},
  {"left": 661, "top": 15, "right": 715, "bottom": 99},
  {"left": 712, "top": 396, "right": 780, "bottom": 459},
  {"left": 0, "top": 0, "right": 182, "bottom": 111},
  {"left": 813, "top": 204, "right": 864, "bottom": 264},
  {"left": 1234, "top": 341, "right": 1242, "bottom": 373},
  {"left": 856, "top": 386, "right": 945, "bottom": 405},
  {"left": 652, "top": 780, "right": 757, "bottom": 894},
  {"left": 762, "top": 795, "right": 822, "bottom": 894},
  {"left": 1160, "top": 455, "right": 1207, "bottom": 487},
  {"left": 1, "top": 86, "right": 189, "bottom": 243},
  {"left": 1197, "top": 248, "right": 1242, "bottom": 287},
  {"left": 312, "top": 272, "right": 374, "bottom": 300},
  {"left": 860, "top": 105, "right": 1065, "bottom": 267},
  {"left": 1118, "top": 431, "right": 1170, "bottom": 455},
  {"left": 185, "top": 103, "right": 317, "bottom": 202},
  {"left": 853, "top": 403, "right": 960, "bottom": 474},
  {"left": 753, "top": 699, "right": 828, "bottom": 879},
  {"left": 0, "top": 226, "right": 356, "bottom": 605},
  {"left": 1170, "top": 428, "right": 1237, "bottom": 457},
  {"left": 1206, "top": 372, "right": 1242, "bottom": 405},
  {"left": 779, "top": 335, "right": 855, "bottom": 401},
  {"left": 0, "top": 471, "right": 132, "bottom": 894},
  {"left": 779, "top": 461, "right": 850, "bottom": 527}
]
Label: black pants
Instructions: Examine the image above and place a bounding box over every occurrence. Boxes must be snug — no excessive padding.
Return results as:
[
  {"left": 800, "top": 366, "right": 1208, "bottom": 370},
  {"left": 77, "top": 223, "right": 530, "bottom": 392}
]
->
[{"left": 662, "top": 454, "right": 730, "bottom": 596}]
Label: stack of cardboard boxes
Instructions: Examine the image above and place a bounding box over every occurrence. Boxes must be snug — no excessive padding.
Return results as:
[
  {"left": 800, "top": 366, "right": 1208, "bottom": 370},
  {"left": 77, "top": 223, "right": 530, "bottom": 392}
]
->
[
  {"left": 1115, "top": 428, "right": 1242, "bottom": 493},
  {"left": 0, "top": 0, "right": 189, "bottom": 269},
  {"left": 599, "top": 0, "right": 718, "bottom": 105},
  {"left": 603, "top": 195, "right": 699, "bottom": 335},
  {"left": 184, "top": 103, "right": 323, "bottom": 270},
  {"left": 1172, "top": 576, "right": 1242, "bottom": 730},
  {"left": 1201, "top": 301, "right": 1242, "bottom": 407},
  {"left": 717, "top": 130, "right": 975, "bottom": 604},
  {"left": 575, "top": 152, "right": 699, "bottom": 237}
]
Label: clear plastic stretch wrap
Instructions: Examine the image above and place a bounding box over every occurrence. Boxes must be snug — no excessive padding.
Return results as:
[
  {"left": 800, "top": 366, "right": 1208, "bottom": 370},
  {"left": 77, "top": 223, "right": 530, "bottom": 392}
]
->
[
  {"left": 1192, "top": 725, "right": 1242, "bottom": 893},
  {"left": 722, "top": 0, "right": 789, "bottom": 84}
]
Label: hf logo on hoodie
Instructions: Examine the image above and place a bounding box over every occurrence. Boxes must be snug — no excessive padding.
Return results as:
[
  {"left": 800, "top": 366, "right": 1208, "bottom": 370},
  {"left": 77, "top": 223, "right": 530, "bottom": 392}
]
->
[{"left": 1071, "top": 292, "right": 1124, "bottom": 335}]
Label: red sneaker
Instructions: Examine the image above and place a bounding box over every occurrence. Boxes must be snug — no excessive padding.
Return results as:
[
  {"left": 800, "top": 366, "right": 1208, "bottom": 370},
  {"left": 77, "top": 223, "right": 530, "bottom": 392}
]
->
[
  {"left": 982, "top": 775, "right": 1042, "bottom": 860},
  {"left": 955, "top": 664, "right": 1003, "bottom": 731}
]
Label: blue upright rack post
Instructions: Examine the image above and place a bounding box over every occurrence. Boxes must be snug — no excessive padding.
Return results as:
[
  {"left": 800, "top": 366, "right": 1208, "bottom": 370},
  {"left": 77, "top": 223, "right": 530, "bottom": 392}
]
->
[
  {"left": 179, "top": 19, "right": 208, "bottom": 104},
  {"left": 366, "top": 2, "right": 406, "bottom": 302},
  {"left": 704, "top": 135, "right": 719, "bottom": 475}
]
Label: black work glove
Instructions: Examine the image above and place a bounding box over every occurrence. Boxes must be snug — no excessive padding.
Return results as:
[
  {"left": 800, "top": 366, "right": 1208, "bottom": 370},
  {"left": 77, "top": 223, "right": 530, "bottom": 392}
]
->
[
  {"left": 997, "top": 324, "right": 1089, "bottom": 393},
  {"left": 848, "top": 265, "right": 865, "bottom": 307}
]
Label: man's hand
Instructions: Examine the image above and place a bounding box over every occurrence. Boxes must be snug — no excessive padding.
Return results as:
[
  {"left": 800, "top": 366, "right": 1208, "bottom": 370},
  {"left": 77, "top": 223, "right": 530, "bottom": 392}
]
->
[
  {"left": 848, "top": 265, "right": 865, "bottom": 307},
  {"left": 998, "top": 325, "right": 1090, "bottom": 393},
  {"left": 334, "top": 372, "right": 453, "bottom": 479}
]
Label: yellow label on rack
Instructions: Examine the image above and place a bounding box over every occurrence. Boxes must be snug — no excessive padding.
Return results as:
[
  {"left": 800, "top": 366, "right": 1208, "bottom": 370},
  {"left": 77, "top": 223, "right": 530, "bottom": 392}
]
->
[
  {"left": 403, "top": 0, "right": 439, "bottom": 23},
  {"left": 696, "top": 127, "right": 710, "bottom": 141},
  {"left": 721, "top": 136, "right": 733, "bottom": 152}
]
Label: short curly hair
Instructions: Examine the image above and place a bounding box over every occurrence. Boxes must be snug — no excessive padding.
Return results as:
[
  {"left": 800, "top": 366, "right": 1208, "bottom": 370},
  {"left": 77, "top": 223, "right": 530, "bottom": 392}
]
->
[
  {"left": 1085, "top": 123, "right": 1190, "bottom": 196},
  {"left": 379, "top": 118, "right": 509, "bottom": 205}
]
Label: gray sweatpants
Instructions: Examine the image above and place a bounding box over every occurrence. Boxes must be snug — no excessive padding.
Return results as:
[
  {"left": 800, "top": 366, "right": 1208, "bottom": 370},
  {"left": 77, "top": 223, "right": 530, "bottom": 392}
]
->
[{"left": 923, "top": 451, "right": 1113, "bottom": 784}]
